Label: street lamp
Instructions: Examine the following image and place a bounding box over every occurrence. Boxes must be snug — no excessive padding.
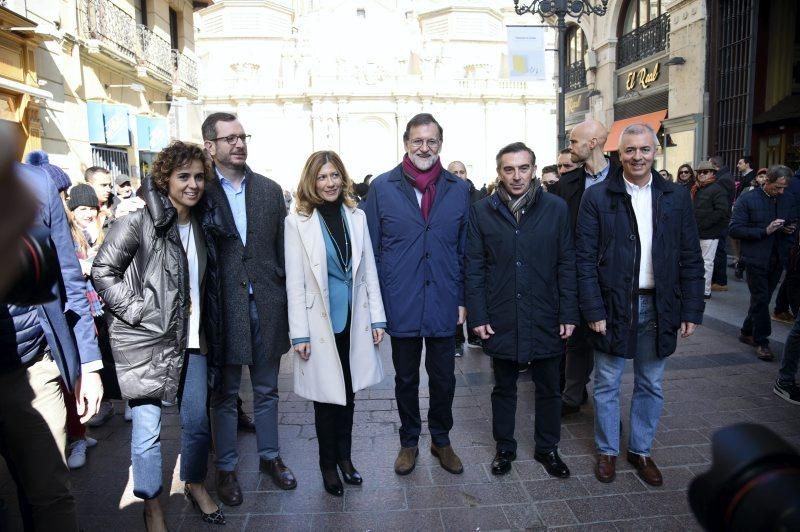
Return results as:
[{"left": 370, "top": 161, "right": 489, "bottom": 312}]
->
[{"left": 513, "top": 0, "right": 609, "bottom": 150}]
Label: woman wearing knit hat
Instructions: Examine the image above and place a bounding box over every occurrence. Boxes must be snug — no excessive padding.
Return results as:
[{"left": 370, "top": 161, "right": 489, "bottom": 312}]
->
[{"left": 26, "top": 150, "right": 72, "bottom": 193}]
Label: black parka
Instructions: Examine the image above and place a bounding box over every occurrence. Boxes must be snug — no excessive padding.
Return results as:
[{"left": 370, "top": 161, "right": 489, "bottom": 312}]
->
[
  {"left": 692, "top": 181, "right": 730, "bottom": 239},
  {"left": 92, "top": 177, "right": 221, "bottom": 403},
  {"left": 465, "top": 187, "right": 579, "bottom": 362}
]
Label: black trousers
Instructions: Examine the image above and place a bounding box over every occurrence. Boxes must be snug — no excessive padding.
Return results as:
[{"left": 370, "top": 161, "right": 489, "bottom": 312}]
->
[
  {"left": 313, "top": 317, "right": 355, "bottom": 469},
  {"left": 391, "top": 336, "right": 455, "bottom": 448},
  {"left": 491, "top": 356, "right": 561, "bottom": 454},
  {"left": 712, "top": 228, "right": 729, "bottom": 285},
  {"left": 742, "top": 263, "right": 784, "bottom": 346}
]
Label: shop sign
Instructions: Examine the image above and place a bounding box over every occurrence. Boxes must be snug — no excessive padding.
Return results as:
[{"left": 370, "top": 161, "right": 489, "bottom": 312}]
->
[
  {"left": 566, "top": 90, "right": 589, "bottom": 117},
  {"left": 616, "top": 58, "right": 668, "bottom": 98}
]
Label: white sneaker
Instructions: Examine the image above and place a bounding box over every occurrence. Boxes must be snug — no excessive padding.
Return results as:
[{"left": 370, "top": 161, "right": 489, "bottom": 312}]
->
[
  {"left": 124, "top": 402, "right": 132, "bottom": 422},
  {"left": 67, "top": 439, "right": 88, "bottom": 469}
]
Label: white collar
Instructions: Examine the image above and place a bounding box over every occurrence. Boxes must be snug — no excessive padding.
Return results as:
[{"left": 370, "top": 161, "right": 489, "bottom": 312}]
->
[{"left": 623, "top": 174, "right": 653, "bottom": 192}]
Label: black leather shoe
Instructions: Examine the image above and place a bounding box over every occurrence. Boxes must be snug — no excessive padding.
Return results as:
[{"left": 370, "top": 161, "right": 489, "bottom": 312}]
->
[
  {"left": 215, "top": 470, "right": 243, "bottom": 507},
  {"left": 490, "top": 450, "right": 516, "bottom": 475},
  {"left": 561, "top": 403, "right": 580, "bottom": 417},
  {"left": 260, "top": 457, "right": 297, "bottom": 490},
  {"left": 338, "top": 460, "right": 363, "bottom": 485},
  {"left": 321, "top": 467, "right": 343, "bottom": 496},
  {"left": 534, "top": 449, "right": 570, "bottom": 478}
]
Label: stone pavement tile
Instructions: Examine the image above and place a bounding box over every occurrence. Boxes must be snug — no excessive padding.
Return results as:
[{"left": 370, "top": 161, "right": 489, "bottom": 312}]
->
[
  {"left": 359, "top": 465, "right": 434, "bottom": 488},
  {"left": 673, "top": 513, "right": 705, "bottom": 531},
  {"left": 354, "top": 399, "right": 394, "bottom": 411},
  {"left": 699, "top": 410, "right": 751, "bottom": 429},
  {"left": 559, "top": 454, "right": 598, "bottom": 477},
  {"left": 612, "top": 516, "right": 686, "bottom": 531},
  {"left": 244, "top": 513, "right": 313, "bottom": 532},
  {"left": 444, "top": 443, "right": 505, "bottom": 465},
  {"left": 626, "top": 491, "right": 691, "bottom": 517},
  {"left": 524, "top": 477, "right": 588, "bottom": 502},
  {"left": 428, "top": 462, "right": 490, "bottom": 485},
  {"left": 742, "top": 405, "right": 799, "bottom": 423},
  {"left": 219, "top": 491, "right": 282, "bottom": 515},
  {"left": 281, "top": 489, "right": 344, "bottom": 513},
  {"left": 563, "top": 421, "right": 596, "bottom": 439},
  {"left": 557, "top": 437, "right": 596, "bottom": 457},
  {"left": 653, "top": 429, "right": 710, "bottom": 447},
  {"left": 549, "top": 522, "right": 618, "bottom": 531},
  {"left": 535, "top": 500, "right": 578, "bottom": 527},
  {"left": 658, "top": 414, "right": 710, "bottom": 430},
  {"left": 648, "top": 445, "right": 708, "bottom": 467},
  {"left": 578, "top": 471, "right": 648, "bottom": 495},
  {"left": 279, "top": 401, "right": 310, "bottom": 413},
  {"left": 343, "top": 486, "right": 407, "bottom": 512},
  {"left": 181, "top": 514, "right": 248, "bottom": 531},
  {"left": 509, "top": 459, "right": 555, "bottom": 481},
  {"left": 79, "top": 512, "right": 184, "bottom": 532},
  {"left": 440, "top": 506, "right": 511, "bottom": 531},
  {"left": 370, "top": 509, "right": 445, "bottom": 531},
  {"left": 367, "top": 388, "right": 397, "bottom": 399},
  {"left": 502, "top": 503, "right": 547, "bottom": 530},
  {"left": 566, "top": 494, "right": 639, "bottom": 523},
  {"left": 406, "top": 482, "right": 527, "bottom": 509},
  {"left": 310, "top": 510, "right": 378, "bottom": 530},
  {"left": 279, "top": 412, "right": 315, "bottom": 425}
]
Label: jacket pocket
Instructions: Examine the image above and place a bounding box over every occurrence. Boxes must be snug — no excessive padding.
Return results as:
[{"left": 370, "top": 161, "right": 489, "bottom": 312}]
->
[{"left": 306, "top": 293, "right": 317, "bottom": 309}]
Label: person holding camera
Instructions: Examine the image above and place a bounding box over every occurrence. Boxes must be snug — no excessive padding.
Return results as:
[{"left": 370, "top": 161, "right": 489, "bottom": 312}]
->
[
  {"left": 92, "top": 142, "right": 224, "bottom": 530},
  {"left": 730, "top": 165, "right": 800, "bottom": 362},
  {"left": 0, "top": 163, "right": 104, "bottom": 532}
]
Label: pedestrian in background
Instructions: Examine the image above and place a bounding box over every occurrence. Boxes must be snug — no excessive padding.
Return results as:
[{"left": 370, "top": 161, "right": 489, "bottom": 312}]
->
[
  {"left": 692, "top": 161, "right": 731, "bottom": 299},
  {"left": 285, "top": 150, "right": 386, "bottom": 496}
]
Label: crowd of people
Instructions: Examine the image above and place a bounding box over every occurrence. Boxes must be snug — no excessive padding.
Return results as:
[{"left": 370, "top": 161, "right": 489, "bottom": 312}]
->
[{"left": 2, "top": 110, "right": 799, "bottom": 532}]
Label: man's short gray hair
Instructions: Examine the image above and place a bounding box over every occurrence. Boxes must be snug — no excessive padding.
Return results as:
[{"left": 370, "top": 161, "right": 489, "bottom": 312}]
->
[{"left": 619, "top": 123, "right": 659, "bottom": 150}]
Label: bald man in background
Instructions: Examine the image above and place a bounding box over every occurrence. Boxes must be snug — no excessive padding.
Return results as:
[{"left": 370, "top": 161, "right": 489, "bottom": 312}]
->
[{"left": 549, "top": 119, "right": 619, "bottom": 416}]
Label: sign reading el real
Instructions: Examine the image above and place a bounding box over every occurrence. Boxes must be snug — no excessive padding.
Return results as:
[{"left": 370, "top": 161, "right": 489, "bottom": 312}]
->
[
  {"left": 616, "top": 59, "right": 668, "bottom": 98},
  {"left": 566, "top": 90, "right": 589, "bottom": 116}
]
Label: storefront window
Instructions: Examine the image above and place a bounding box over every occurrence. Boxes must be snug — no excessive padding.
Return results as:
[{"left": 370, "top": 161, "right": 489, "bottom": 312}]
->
[
  {"left": 566, "top": 25, "right": 586, "bottom": 66},
  {"left": 620, "top": 0, "right": 679, "bottom": 35}
]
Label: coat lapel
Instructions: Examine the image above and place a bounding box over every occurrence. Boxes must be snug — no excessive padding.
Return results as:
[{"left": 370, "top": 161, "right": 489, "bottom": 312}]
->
[
  {"left": 298, "top": 210, "right": 329, "bottom": 308},
  {"left": 344, "top": 206, "right": 362, "bottom": 277}
]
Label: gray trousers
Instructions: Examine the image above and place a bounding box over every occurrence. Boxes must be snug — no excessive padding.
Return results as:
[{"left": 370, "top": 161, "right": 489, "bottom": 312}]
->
[
  {"left": 562, "top": 322, "right": 594, "bottom": 407},
  {"left": 211, "top": 299, "right": 281, "bottom": 470}
]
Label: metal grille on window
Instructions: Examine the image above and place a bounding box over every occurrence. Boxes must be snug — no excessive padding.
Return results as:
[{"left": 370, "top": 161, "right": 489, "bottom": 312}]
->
[{"left": 91, "top": 146, "right": 130, "bottom": 180}]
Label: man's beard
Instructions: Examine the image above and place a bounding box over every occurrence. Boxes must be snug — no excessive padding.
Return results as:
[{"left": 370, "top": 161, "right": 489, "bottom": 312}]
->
[{"left": 410, "top": 153, "right": 438, "bottom": 171}]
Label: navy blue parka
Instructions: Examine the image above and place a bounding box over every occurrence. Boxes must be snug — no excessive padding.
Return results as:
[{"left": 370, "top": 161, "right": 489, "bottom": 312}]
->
[
  {"left": 575, "top": 168, "right": 705, "bottom": 359},
  {"left": 365, "top": 164, "right": 470, "bottom": 337}
]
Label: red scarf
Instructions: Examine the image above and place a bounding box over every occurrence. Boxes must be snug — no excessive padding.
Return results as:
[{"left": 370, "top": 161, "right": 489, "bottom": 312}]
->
[
  {"left": 691, "top": 175, "right": 717, "bottom": 200},
  {"left": 402, "top": 154, "right": 442, "bottom": 221}
]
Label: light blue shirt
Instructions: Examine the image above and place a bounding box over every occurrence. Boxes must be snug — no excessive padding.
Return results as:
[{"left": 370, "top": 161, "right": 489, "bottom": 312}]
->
[
  {"left": 217, "top": 168, "right": 247, "bottom": 245},
  {"left": 584, "top": 159, "right": 612, "bottom": 190}
]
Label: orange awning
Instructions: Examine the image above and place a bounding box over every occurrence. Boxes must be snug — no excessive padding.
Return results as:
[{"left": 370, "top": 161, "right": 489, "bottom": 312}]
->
[{"left": 605, "top": 110, "right": 667, "bottom": 152}]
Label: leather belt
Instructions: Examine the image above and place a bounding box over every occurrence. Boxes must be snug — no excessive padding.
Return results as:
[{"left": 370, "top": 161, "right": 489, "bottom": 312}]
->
[{"left": 636, "top": 288, "right": 656, "bottom": 296}]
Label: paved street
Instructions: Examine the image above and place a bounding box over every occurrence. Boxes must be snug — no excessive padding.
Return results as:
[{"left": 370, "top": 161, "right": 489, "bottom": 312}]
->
[{"left": 2, "top": 272, "right": 799, "bottom": 531}]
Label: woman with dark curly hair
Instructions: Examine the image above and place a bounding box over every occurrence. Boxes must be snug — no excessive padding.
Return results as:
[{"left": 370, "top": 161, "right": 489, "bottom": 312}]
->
[
  {"left": 676, "top": 163, "right": 695, "bottom": 188},
  {"left": 92, "top": 141, "right": 225, "bottom": 530}
]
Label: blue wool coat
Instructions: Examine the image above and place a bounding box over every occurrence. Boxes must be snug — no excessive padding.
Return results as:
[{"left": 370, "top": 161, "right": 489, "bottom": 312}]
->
[
  {"left": 729, "top": 187, "right": 800, "bottom": 270},
  {"left": 576, "top": 168, "right": 705, "bottom": 359},
  {"left": 365, "top": 164, "right": 470, "bottom": 337}
]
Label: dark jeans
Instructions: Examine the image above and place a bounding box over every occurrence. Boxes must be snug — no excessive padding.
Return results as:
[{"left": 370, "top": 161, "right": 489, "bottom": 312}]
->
[
  {"left": 491, "top": 356, "right": 561, "bottom": 454},
  {"left": 774, "top": 275, "right": 789, "bottom": 313},
  {"left": 779, "top": 312, "right": 800, "bottom": 386},
  {"left": 742, "top": 263, "right": 783, "bottom": 346},
  {"left": 314, "top": 316, "right": 355, "bottom": 468},
  {"left": 712, "top": 228, "right": 728, "bottom": 285},
  {"left": 562, "top": 322, "right": 593, "bottom": 407},
  {"left": 391, "top": 336, "right": 455, "bottom": 448}
]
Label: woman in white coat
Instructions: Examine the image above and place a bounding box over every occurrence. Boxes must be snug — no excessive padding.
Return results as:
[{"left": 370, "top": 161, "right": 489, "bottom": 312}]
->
[{"left": 285, "top": 150, "right": 386, "bottom": 497}]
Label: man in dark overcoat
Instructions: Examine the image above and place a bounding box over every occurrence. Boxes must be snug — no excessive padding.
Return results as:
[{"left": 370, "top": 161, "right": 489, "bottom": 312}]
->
[
  {"left": 466, "top": 142, "right": 578, "bottom": 478},
  {"left": 202, "top": 113, "right": 294, "bottom": 505}
]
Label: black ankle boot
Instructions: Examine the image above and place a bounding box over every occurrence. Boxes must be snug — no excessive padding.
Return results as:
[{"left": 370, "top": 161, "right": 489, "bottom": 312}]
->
[
  {"left": 320, "top": 467, "right": 343, "bottom": 496},
  {"left": 337, "top": 460, "right": 363, "bottom": 485}
]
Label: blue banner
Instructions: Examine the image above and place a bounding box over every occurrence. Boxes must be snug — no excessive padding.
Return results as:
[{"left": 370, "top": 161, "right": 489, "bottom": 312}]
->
[
  {"left": 507, "top": 26, "right": 546, "bottom": 81},
  {"left": 136, "top": 115, "right": 151, "bottom": 151},
  {"left": 102, "top": 104, "right": 130, "bottom": 146},
  {"left": 87, "top": 102, "right": 106, "bottom": 144},
  {"left": 148, "top": 117, "right": 170, "bottom": 152}
]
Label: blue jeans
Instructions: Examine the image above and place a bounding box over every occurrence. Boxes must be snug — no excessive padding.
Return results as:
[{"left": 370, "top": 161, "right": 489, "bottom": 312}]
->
[
  {"left": 211, "top": 299, "right": 281, "bottom": 470},
  {"left": 780, "top": 311, "right": 800, "bottom": 386},
  {"left": 593, "top": 295, "right": 666, "bottom": 457},
  {"left": 131, "top": 351, "right": 210, "bottom": 499}
]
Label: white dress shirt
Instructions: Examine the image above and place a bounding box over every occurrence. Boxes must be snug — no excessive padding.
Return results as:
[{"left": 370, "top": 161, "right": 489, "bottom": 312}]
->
[{"left": 623, "top": 175, "right": 655, "bottom": 289}]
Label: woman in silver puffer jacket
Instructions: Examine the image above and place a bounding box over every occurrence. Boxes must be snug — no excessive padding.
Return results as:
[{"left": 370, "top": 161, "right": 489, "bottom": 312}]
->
[{"left": 92, "top": 141, "right": 224, "bottom": 530}]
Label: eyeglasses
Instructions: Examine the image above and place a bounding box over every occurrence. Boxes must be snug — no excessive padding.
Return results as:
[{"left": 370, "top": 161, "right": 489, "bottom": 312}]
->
[
  {"left": 679, "top": 170, "right": 691, "bottom": 175},
  {"left": 557, "top": 163, "right": 570, "bottom": 168},
  {"left": 209, "top": 134, "right": 251, "bottom": 145},
  {"left": 409, "top": 138, "right": 440, "bottom": 149},
  {"left": 698, "top": 170, "right": 714, "bottom": 175}
]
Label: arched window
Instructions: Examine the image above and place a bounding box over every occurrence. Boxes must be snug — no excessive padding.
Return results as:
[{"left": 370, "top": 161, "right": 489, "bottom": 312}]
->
[
  {"left": 620, "top": 0, "right": 665, "bottom": 36},
  {"left": 566, "top": 24, "right": 586, "bottom": 66}
]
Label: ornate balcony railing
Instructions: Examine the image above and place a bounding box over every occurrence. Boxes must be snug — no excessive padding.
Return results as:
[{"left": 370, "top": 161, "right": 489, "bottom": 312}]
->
[
  {"left": 566, "top": 60, "right": 586, "bottom": 92},
  {"left": 172, "top": 49, "right": 198, "bottom": 94},
  {"left": 78, "top": 0, "right": 138, "bottom": 61},
  {"left": 137, "top": 25, "right": 173, "bottom": 81},
  {"left": 617, "top": 14, "right": 670, "bottom": 69}
]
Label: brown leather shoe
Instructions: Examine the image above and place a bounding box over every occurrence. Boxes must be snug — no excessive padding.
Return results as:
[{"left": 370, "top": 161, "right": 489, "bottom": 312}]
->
[
  {"left": 595, "top": 454, "right": 616, "bottom": 483},
  {"left": 756, "top": 345, "right": 775, "bottom": 361},
  {"left": 215, "top": 470, "right": 243, "bottom": 506},
  {"left": 626, "top": 451, "right": 663, "bottom": 486},
  {"left": 431, "top": 444, "right": 464, "bottom": 474},
  {"left": 260, "top": 457, "right": 297, "bottom": 490},
  {"left": 394, "top": 446, "right": 418, "bottom": 475}
]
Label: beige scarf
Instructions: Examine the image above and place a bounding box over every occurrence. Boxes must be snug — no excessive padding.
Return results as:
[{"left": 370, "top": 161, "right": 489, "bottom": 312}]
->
[{"left": 495, "top": 183, "right": 538, "bottom": 223}]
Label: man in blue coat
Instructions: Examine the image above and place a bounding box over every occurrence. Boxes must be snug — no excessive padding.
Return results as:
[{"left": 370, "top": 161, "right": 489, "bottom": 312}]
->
[
  {"left": 466, "top": 142, "right": 578, "bottom": 478},
  {"left": 0, "top": 164, "right": 103, "bottom": 531},
  {"left": 576, "top": 124, "right": 704, "bottom": 487},
  {"left": 365, "top": 113, "right": 470, "bottom": 476}
]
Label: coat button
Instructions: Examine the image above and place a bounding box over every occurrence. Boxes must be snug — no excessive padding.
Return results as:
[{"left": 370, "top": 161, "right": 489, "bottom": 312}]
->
[
  {"left": 240, "top": 281, "right": 247, "bottom": 287},
  {"left": 629, "top": 234, "right": 636, "bottom": 241},
  {"left": 515, "top": 230, "right": 520, "bottom": 235},
  {"left": 516, "top": 261, "right": 522, "bottom": 267},
  {"left": 426, "top": 280, "right": 431, "bottom": 286},
  {"left": 322, "top": 312, "right": 327, "bottom": 318},
  {"left": 516, "top": 293, "right": 522, "bottom": 299}
]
